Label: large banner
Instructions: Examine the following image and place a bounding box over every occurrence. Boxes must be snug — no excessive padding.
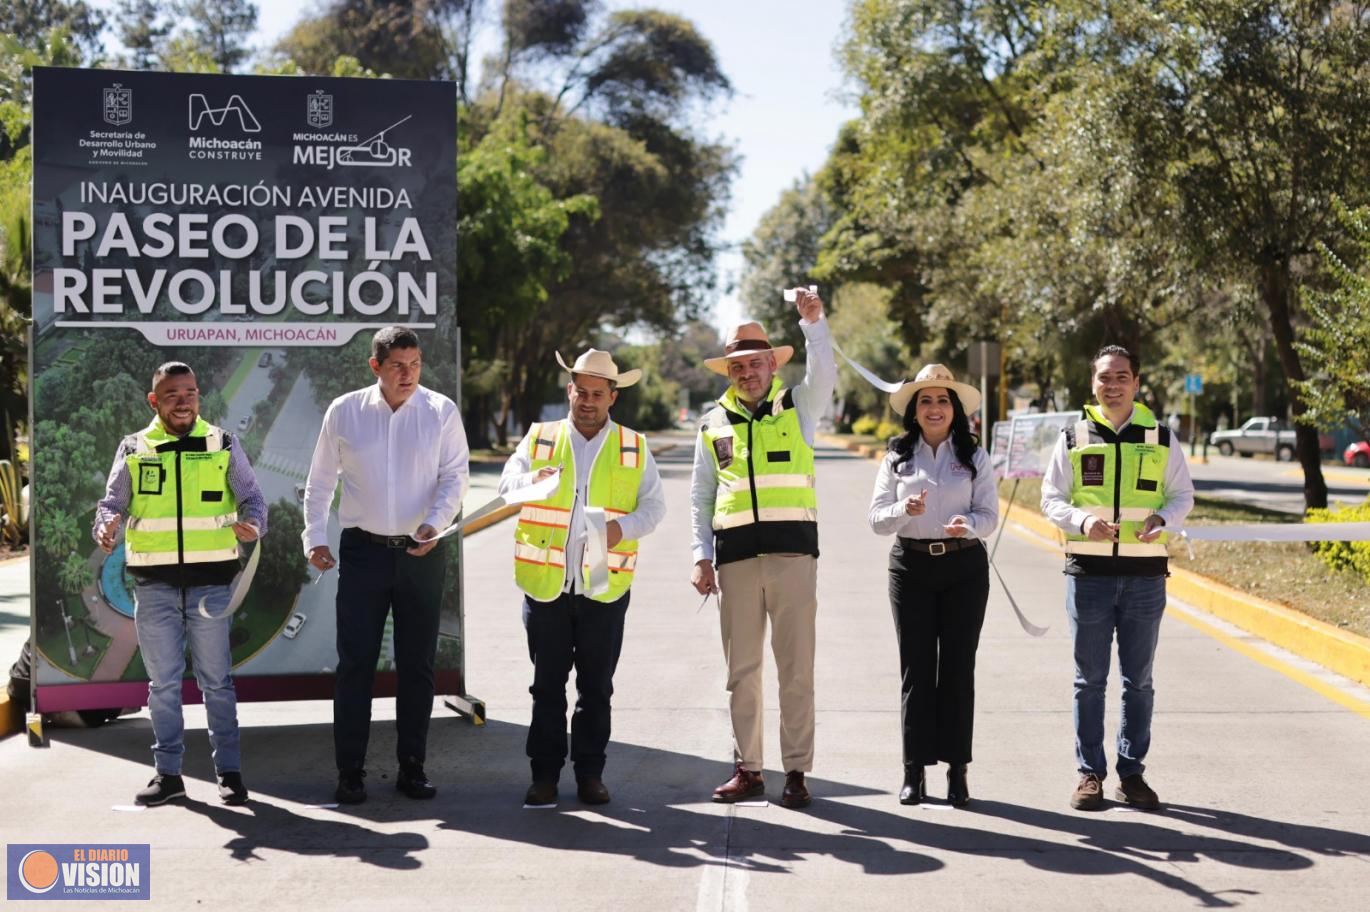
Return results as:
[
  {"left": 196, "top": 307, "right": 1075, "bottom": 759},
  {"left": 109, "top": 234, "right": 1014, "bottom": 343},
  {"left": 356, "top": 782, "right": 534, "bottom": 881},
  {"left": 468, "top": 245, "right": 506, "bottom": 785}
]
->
[{"left": 29, "top": 68, "right": 460, "bottom": 711}]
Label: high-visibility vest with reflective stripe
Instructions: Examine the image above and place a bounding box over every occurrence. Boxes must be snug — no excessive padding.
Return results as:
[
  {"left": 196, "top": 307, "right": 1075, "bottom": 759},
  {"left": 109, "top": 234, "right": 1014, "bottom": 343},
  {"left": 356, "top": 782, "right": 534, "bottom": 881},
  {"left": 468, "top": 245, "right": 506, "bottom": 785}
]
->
[
  {"left": 513, "top": 419, "right": 646, "bottom": 603},
  {"left": 700, "top": 376, "right": 818, "bottom": 565},
  {"left": 124, "top": 417, "right": 239, "bottom": 567},
  {"left": 1064, "top": 402, "right": 1170, "bottom": 562}
]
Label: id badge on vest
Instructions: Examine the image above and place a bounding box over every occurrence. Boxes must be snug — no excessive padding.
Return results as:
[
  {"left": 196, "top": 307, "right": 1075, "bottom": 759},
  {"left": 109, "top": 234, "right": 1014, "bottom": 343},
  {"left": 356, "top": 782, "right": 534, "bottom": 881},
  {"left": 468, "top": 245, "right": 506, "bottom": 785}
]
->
[{"left": 136, "top": 459, "right": 164, "bottom": 495}]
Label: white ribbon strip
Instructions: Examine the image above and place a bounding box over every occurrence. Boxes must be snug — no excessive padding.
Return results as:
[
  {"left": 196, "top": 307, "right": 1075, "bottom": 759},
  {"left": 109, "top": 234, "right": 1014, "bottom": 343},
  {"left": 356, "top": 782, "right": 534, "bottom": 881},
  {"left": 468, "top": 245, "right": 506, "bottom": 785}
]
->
[
  {"left": 783, "top": 284, "right": 905, "bottom": 394},
  {"left": 583, "top": 507, "right": 611, "bottom": 597},
  {"left": 198, "top": 523, "right": 260, "bottom": 620},
  {"left": 959, "top": 521, "right": 1049, "bottom": 638},
  {"left": 430, "top": 469, "right": 564, "bottom": 541},
  {"left": 832, "top": 339, "right": 906, "bottom": 394},
  {"left": 1178, "top": 522, "right": 1370, "bottom": 542}
]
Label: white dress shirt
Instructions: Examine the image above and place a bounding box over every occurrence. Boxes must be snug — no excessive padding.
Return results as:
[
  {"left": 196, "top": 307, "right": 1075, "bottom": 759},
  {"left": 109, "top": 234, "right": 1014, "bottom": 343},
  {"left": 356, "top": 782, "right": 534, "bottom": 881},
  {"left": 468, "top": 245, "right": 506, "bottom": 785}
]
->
[
  {"left": 1040, "top": 404, "right": 1195, "bottom": 534},
  {"left": 301, "top": 382, "right": 470, "bottom": 554},
  {"left": 868, "top": 439, "right": 999, "bottom": 540},
  {"left": 500, "top": 417, "right": 667, "bottom": 594},
  {"left": 690, "top": 317, "right": 837, "bottom": 564}
]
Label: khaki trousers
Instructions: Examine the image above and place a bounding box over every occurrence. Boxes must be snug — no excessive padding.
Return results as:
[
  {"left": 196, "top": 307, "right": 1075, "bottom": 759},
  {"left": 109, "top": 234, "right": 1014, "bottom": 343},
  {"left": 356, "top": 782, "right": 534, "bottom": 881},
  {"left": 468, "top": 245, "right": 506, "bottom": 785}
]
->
[{"left": 718, "top": 553, "right": 817, "bottom": 773}]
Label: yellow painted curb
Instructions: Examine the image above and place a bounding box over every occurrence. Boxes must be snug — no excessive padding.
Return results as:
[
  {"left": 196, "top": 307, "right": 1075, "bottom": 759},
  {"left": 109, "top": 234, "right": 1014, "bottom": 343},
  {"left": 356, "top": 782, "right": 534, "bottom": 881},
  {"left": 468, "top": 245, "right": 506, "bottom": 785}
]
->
[
  {"left": 0, "top": 690, "right": 22, "bottom": 740},
  {"left": 997, "top": 496, "right": 1370, "bottom": 690},
  {"left": 1166, "top": 568, "right": 1370, "bottom": 688}
]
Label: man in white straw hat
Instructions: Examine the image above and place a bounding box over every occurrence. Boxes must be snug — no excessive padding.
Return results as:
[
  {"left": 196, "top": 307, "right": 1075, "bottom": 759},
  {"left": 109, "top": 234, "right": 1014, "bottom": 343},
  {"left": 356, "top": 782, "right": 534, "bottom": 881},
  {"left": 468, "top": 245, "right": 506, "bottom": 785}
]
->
[
  {"left": 690, "top": 288, "right": 835, "bottom": 809},
  {"left": 500, "top": 348, "right": 667, "bottom": 807}
]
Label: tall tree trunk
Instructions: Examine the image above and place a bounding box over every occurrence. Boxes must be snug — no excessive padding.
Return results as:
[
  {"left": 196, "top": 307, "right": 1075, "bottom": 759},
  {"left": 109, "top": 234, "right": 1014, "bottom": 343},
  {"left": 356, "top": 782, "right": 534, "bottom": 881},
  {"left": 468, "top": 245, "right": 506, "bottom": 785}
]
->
[{"left": 1260, "top": 260, "right": 1327, "bottom": 510}]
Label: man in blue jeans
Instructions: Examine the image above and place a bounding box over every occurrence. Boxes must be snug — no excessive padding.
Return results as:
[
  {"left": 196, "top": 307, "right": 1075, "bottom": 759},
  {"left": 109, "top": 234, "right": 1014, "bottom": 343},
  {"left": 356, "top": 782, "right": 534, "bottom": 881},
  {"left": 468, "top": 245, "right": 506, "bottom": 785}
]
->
[
  {"left": 95, "top": 362, "right": 267, "bottom": 806},
  {"left": 1040, "top": 345, "right": 1193, "bottom": 810}
]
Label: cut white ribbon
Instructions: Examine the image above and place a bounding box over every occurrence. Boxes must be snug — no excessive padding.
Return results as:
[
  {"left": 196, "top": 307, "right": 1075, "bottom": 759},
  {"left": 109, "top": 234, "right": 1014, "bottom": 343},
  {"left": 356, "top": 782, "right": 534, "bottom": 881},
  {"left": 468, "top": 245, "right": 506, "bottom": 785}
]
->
[
  {"left": 1177, "top": 522, "right": 1370, "bottom": 542},
  {"left": 583, "top": 507, "right": 611, "bottom": 597},
  {"left": 430, "top": 469, "right": 564, "bottom": 541},
  {"left": 198, "top": 522, "right": 260, "bottom": 620},
  {"left": 959, "top": 522, "right": 1049, "bottom": 638}
]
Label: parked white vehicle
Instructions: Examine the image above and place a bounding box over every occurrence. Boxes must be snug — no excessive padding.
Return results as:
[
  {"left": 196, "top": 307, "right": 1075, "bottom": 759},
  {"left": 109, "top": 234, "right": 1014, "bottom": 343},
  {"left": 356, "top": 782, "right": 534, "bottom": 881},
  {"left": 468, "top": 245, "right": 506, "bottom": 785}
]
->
[
  {"left": 282, "top": 613, "right": 307, "bottom": 640},
  {"left": 1209, "top": 416, "right": 1310, "bottom": 460}
]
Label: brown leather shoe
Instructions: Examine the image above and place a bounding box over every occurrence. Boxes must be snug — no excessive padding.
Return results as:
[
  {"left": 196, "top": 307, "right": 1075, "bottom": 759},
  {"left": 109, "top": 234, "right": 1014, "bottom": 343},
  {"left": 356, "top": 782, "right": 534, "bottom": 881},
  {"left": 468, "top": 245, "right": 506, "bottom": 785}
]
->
[
  {"left": 577, "top": 777, "right": 610, "bottom": 805},
  {"left": 524, "top": 780, "right": 558, "bottom": 806},
  {"left": 1114, "top": 774, "right": 1160, "bottom": 810},
  {"left": 1070, "top": 773, "right": 1104, "bottom": 811},
  {"left": 780, "top": 770, "right": 811, "bottom": 809},
  {"left": 712, "top": 764, "right": 764, "bottom": 803}
]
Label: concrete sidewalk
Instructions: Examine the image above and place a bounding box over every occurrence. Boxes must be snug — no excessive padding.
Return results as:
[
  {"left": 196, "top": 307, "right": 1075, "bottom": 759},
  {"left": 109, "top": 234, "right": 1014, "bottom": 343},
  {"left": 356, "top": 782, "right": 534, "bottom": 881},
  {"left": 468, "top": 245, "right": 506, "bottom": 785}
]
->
[{"left": 3, "top": 441, "right": 1369, "bottom": 910}]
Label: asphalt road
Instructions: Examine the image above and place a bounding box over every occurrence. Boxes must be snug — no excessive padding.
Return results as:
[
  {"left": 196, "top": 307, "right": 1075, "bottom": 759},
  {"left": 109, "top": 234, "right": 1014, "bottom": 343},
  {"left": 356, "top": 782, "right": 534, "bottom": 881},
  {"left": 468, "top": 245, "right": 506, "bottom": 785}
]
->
[{"left": 1185, "top": 451, "right": 1370, "bottom": 514}]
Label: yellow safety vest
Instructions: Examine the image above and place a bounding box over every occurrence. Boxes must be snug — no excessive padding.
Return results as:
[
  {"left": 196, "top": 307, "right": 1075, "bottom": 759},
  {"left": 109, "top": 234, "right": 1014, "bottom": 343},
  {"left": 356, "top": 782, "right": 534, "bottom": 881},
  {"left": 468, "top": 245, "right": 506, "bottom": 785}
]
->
[
  {"left": 124, "top": 417, "right": 239, "bottom": 568},
  {"left": 699, "top": 377, "right": 818, "bottom": 565},
  {"left": 1064, "top": 402, "right": 1170, "bottom": 562},
  {"left": 513, "top": 419, "right": 647, "bottom": 603}
]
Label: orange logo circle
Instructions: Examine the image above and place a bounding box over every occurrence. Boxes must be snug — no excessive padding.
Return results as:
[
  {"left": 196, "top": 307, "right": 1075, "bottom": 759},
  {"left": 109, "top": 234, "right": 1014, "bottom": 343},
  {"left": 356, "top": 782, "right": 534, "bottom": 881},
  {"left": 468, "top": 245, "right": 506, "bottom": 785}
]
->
[{"left": 19, "top": 850, "right": 60, "bottom": 893}]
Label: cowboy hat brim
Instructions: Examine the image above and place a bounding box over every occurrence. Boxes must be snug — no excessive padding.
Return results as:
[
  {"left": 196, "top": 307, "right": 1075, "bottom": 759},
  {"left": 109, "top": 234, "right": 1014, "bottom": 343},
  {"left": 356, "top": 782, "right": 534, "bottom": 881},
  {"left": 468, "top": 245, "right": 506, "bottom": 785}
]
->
[
  {"left": 556, "top": 350, "right": 640, "bottom": 388},
  {"left": 703, "top": 345, "right": 795, "bottom": 377},
  {"left": 890, "top": 378, "right": 982, "bottom": 416}
]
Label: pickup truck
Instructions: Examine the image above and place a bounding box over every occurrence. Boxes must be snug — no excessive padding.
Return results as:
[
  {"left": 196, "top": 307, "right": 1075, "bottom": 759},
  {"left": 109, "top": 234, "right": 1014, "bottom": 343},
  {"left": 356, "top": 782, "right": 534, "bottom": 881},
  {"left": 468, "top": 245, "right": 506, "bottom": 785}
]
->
[{"left": 1209, "top": 417, "right": 1331, "bottom": 460}]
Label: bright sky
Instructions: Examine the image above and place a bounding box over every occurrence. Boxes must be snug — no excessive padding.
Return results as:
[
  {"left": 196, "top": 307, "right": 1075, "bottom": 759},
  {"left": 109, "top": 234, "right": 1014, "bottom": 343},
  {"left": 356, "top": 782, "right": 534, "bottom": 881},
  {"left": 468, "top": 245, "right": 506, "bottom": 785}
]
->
[{"left": 95, "top": 0, "right": 861, "bottom": 334}]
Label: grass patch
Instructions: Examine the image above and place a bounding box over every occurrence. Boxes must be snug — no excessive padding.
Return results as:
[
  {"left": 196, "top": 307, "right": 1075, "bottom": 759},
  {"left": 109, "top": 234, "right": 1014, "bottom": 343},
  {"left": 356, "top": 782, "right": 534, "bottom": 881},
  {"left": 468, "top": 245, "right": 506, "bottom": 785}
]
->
[
  {"left": 998, "top": 478, "right": 1370, "bottom": 638},
  {"left": 36, "top": 599, "right": 113, "bottom": 680}
]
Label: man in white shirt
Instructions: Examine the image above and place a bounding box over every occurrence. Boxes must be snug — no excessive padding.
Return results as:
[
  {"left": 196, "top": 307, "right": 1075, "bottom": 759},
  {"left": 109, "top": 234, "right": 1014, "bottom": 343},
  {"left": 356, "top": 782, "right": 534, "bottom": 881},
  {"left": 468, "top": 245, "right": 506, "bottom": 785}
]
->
[
  {"left": 500, "top": 350, "right": 666, "bottom": 807},
  {"left": 302, "top": 326, "right": 470, "bottom": 805},
  {"left": 1040, "top": 345, "right": 1194, "bottom": 812}
]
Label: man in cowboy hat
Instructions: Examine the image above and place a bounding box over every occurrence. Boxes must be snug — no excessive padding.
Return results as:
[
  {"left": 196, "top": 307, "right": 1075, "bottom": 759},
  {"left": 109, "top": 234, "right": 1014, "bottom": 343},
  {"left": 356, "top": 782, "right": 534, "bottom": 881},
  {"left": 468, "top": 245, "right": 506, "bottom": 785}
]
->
[
  {"left": 500, "top": 349, "right": 667, "bottom": 807},
  {"left": 690, "top": 288, "right": 835, "bottom": 809}
]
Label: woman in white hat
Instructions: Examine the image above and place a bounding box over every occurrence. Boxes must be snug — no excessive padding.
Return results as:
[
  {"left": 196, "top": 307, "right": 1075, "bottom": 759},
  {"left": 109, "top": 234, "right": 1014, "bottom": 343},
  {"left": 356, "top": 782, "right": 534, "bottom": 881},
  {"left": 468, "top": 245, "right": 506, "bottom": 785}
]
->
[{"left": 867, "top": 364, "right": 998, "bottom": 807}]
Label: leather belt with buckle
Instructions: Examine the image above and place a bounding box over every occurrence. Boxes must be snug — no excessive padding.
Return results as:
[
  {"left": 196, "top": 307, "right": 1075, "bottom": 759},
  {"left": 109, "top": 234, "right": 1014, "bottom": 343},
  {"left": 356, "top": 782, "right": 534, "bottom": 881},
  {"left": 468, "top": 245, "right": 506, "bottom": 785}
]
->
[
  {"left": 898, "top": 537, "right": 978, "bottom": 556},
  {"left": 355, "top": 529, "right": 416, "bottom": 549}
]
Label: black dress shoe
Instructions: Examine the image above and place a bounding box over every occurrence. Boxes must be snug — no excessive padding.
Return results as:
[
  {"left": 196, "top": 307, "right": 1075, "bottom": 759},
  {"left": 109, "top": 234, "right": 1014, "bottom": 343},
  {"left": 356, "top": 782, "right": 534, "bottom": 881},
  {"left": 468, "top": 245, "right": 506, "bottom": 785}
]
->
[
  {"left": 947, "top": 764, "right": 970, "bottom": 807},
  {"left": 336, "top": 769, "right": 367, "bottom": 804},
  {"left": 899, "top": 765, "right": 926, "bottom": 805},
  {"left": 524, "top": 780, "right": 558, "bottom": 806},
  {"left": 217, "top": 771, "right": 249, "bottom": 805},
  {"left": 396, "top": 763, "right": 437, "bottom": 800},
  {"left": 577, "top": 777, "right": 610, "bottom": 805}
]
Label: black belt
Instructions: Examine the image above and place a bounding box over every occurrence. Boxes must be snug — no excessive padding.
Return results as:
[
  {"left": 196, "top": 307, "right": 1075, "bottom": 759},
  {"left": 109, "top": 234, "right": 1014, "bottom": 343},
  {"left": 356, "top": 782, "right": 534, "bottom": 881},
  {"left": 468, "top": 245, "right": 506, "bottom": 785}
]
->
[
  {"left": 897, "top": 537, "right": 980, "bottom": 556},
  {"left": 352, "top": 528, "right": 417, "bottom": 549}
]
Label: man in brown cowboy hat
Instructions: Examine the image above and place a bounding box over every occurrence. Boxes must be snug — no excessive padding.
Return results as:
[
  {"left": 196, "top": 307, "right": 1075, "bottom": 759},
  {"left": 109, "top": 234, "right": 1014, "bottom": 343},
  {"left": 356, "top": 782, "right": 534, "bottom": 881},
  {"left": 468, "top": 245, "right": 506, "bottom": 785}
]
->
[
  {"left": 690, "top": 289, "right": 835, "bottom": 808},
  {"left": 500, "top": 348, "right": 667, "bottom": 807}
]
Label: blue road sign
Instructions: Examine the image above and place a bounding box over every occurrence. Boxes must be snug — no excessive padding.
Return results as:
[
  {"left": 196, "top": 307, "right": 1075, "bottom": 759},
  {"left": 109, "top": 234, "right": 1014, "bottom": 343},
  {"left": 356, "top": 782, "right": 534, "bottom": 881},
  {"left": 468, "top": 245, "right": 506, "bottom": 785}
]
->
[{"left": 1185, "top": 373, "right": 1204, "bottom": 395}]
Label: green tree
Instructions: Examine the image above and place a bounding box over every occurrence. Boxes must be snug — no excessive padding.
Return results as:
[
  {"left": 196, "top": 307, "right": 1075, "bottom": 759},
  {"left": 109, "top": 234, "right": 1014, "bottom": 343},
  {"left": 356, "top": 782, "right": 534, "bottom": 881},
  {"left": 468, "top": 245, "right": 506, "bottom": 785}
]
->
[
  {"left": 1100, "top": 0, "right": 1370, "bottom": 510},
  {"left": 275, "top": 0, "right": 455, "bottom": 80},
  {"left": 171, "top": 0, "right": 256, "bottom": 73},
  {"left": 1295, "top": 199, "right": 1370, "bottom": 437},
  {"left": 114, "top": 0, "right": 171, "bottom": 70},
  {"left": 0, "top": 1, "right": 105, "bottom": 59},
  {"left": 738, "top": 175, "right": 835, "bottom": 353}
]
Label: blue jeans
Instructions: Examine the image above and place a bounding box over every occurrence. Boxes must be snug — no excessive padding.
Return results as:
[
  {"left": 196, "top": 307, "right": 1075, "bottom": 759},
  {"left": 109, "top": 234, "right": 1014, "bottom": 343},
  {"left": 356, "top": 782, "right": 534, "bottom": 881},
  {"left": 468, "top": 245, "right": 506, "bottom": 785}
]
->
[
  {"left": 134, "top": 582, "right": 240, "bottom": 776},
  {"left": 1066, "top": 574, "right": 1167, "bottom": 779}
]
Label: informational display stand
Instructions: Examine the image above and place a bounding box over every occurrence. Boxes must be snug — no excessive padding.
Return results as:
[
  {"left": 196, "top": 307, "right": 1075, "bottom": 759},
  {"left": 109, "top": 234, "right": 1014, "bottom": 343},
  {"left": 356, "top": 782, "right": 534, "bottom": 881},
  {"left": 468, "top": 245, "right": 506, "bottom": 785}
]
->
[{"left": 27, "top": 67, "right": 479, "bottom": 741}]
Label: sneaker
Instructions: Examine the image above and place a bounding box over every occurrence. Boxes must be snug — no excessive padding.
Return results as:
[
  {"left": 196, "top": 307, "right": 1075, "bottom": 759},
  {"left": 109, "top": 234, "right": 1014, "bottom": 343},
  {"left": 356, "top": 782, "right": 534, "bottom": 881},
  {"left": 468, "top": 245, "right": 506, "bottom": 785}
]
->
[
  {"left": 135, "top": 773, "right": 186, "bottom": 807},
  {"left": 217, "top": 771, "right": 249, "bottom": 805},
  {"left": 1114, "top": 774, "right": 1160, "bottom": 810},
  {"left": 335, "top": 769, "right": 367, "bottom": 805},
  {"left": 1070, "top": 773, "right": 1104, "bottom": 811},
  {"left": 396, "top": 762, "right": 437, "bottom": 800}
]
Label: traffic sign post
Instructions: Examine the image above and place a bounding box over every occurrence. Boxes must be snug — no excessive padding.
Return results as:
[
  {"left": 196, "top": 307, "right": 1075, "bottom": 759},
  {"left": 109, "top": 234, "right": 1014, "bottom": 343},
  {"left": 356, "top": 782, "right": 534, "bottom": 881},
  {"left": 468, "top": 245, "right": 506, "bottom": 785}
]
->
[{"left": 1185, "top": 374, "right": 1203, "bottom": 457}]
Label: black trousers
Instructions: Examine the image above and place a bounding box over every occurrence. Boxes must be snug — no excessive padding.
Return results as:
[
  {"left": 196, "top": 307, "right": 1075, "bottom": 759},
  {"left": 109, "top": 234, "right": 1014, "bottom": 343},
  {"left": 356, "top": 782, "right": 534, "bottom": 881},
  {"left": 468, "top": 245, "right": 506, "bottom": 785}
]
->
[
  {"left": 888, "top": 539, "right": 990, "bottom": 766},
  {"left": 523, "top": 590, "right": 630, "bottom": 783},
  {"left": 333, "top": 527, "right": 446, "bottom": 772}
]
